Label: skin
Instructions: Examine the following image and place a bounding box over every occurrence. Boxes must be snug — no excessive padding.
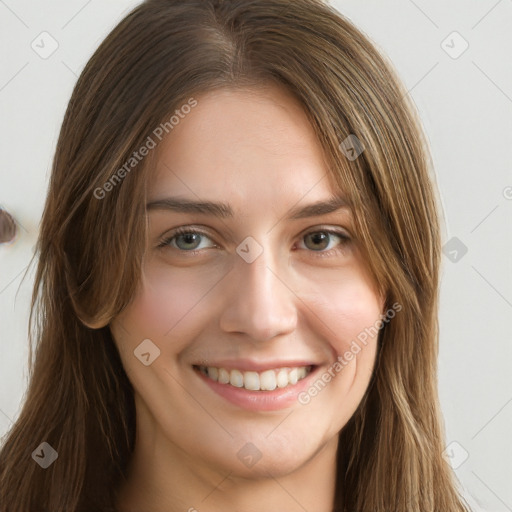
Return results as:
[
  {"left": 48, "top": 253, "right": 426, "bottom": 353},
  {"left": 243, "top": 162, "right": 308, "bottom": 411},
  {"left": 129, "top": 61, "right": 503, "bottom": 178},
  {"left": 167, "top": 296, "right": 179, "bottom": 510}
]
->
[{"left": 112, "top": 83, "right": 385, "bottom": 512}]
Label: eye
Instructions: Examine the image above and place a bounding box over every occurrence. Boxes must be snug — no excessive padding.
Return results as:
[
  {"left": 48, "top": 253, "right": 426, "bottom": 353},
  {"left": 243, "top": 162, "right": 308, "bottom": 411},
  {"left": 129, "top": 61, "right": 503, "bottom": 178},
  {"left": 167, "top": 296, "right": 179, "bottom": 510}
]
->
[
  {"left": 157, "top": 227, "right": 216, "bottom": 252},
  {"left": 296, "top": 228, "right": 351, "bottom": 256},
  {"left": 157, "top": 226, "right": 351, "bottom": 256}
]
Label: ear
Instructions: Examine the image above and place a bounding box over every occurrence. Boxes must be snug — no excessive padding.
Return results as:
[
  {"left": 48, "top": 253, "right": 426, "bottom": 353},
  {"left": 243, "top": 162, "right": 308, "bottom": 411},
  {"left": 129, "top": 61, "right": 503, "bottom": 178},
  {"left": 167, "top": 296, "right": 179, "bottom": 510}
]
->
[
  {"left": 80, "top": 319, "right": 109, "bottom": 330},
  {"left": 77, "top": 311, "right": 111, "bottom": 330},
  {"left": 63, "top": 259, "right": 112, "bottom": 330}
]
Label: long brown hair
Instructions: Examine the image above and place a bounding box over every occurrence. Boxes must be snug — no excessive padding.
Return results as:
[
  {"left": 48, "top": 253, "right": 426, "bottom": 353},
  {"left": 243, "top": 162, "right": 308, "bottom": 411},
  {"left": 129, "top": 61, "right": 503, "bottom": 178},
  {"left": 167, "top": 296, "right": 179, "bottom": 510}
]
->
[{"left": 0, "top": 0, "right": 472, "bottom": 510}]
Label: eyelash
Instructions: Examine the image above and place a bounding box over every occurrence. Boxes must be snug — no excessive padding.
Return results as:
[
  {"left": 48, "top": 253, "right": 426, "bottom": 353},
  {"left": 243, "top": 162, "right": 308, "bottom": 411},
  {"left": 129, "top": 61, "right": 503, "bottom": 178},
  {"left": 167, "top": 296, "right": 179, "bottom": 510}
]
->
[{"left": 157, "top": 226, "right": 351, "bottom": 258}]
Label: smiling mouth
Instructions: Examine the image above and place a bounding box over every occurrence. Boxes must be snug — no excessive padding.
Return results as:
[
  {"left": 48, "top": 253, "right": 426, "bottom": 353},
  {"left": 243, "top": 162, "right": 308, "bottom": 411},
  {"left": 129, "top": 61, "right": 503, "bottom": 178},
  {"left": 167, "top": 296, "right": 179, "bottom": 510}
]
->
[{"left": 193, "top": 364, "right": 314, "bottom": 392}]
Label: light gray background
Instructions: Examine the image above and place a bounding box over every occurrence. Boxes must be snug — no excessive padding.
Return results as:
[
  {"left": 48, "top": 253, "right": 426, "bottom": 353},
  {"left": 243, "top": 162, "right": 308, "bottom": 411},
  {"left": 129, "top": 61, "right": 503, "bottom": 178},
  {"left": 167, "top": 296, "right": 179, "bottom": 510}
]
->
[{"left": 0, "top": 1, "right": 511, "bottom": 510}]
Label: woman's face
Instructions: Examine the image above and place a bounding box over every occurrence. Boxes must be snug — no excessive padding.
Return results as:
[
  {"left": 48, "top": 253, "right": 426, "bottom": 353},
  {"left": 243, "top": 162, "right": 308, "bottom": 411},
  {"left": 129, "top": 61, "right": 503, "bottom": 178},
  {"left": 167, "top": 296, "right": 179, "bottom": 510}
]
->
[{"left": 110, "top": 84, "right": 385, "bottom": 480}]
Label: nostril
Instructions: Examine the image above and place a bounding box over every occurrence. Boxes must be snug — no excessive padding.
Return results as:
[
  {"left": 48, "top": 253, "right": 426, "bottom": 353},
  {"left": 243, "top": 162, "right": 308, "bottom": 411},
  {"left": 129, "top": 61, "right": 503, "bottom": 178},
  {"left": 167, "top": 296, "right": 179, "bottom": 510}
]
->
[{"left": 0, "top": 209, "right": 17, "bottom": 244}]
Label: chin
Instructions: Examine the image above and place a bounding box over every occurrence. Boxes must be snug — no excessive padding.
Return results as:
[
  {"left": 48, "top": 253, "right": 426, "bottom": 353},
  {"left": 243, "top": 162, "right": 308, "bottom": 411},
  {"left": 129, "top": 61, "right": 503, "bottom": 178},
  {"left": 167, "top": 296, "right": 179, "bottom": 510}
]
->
[{"left": 203, "top": 431, "right": 329, "bottom": 480}]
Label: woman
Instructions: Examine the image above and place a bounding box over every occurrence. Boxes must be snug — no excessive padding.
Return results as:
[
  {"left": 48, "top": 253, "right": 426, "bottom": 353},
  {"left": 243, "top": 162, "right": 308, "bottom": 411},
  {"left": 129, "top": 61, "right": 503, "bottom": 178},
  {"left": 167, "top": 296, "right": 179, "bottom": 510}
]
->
[{"left": 0, "top": 0, "right": 473, "bottom": 510}]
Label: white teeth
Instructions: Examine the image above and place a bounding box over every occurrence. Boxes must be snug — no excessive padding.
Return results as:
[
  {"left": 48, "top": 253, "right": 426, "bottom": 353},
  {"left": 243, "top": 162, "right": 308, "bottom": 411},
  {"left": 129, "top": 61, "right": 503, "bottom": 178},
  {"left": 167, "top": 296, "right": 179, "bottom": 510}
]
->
[
  {"left": 218, "top": 367, "right": 230, "bottom": 384},
  {"left": 196, "top": 364, "right": 312, "bottom": 391},
  {"left": 243, "top": 371, "right": 260, "bottom": 391},
  {"left": 207, "top": 367, "right": 218, "bottom": 381},
  {"left": 259, "top": 370, "right": 277, "bottom": 391},
  {"left": 276, "top": 369, "right": 289, "bottom": 388},
  {"left": 230, "top": 369, "right": 244, "bottom": 388}
]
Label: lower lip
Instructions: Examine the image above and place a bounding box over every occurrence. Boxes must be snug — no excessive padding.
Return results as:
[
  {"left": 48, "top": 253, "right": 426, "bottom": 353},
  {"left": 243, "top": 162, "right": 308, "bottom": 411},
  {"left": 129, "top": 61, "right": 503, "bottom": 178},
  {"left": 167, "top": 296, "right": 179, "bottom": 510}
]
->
[{"left": 193, "top": 366, "right": 321, "bottom": 411}]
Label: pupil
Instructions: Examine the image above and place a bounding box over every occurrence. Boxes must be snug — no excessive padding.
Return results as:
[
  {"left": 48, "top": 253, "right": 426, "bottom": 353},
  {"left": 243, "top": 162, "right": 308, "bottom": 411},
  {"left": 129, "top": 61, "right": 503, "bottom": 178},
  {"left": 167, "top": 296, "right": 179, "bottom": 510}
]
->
[
  {"left": 308, "top": 232, "right": 328, "bottom": 250},
  {"left": 180, "top": 233, "right": 199, "bottom": 248}
]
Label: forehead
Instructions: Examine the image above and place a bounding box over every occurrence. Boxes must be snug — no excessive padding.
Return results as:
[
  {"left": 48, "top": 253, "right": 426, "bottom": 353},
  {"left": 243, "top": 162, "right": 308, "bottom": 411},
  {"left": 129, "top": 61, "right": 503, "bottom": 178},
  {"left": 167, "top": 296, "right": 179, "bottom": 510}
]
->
[{"left": 148, "top": 85, "right": 340, "bottom": 207}]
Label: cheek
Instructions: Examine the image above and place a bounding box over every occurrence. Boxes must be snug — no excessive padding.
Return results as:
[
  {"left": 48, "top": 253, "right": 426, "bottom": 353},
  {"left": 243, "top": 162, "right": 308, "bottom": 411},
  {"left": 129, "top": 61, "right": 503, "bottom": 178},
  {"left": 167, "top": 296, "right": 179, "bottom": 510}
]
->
[
  {"left": 302, "top": 268, "right": 384, "bottom": 357},
  {"left": 121, "top": 259, "right": 220, "bottom": 339}
]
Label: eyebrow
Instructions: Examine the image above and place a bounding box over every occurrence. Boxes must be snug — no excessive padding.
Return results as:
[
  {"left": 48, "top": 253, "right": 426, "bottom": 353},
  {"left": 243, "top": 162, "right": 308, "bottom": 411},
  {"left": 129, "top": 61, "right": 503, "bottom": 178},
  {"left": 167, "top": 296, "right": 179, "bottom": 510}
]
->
[{"left": 146, "top": 195, "right": 349, "bottom": 220}]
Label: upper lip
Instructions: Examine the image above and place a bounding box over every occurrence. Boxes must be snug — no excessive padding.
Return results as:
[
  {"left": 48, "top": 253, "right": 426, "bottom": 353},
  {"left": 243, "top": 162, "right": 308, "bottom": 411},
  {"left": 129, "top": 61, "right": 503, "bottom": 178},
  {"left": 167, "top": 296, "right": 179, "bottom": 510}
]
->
[{"left": 192, "top": 358, "right": 320, "bottom": 372}]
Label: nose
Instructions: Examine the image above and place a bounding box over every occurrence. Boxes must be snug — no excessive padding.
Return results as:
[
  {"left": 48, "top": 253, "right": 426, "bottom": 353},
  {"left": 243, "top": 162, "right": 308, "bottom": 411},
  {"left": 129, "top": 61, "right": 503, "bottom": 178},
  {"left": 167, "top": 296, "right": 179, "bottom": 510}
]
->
[{"left": 218, "top": 246, "right": 297, "bottom": 342}]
